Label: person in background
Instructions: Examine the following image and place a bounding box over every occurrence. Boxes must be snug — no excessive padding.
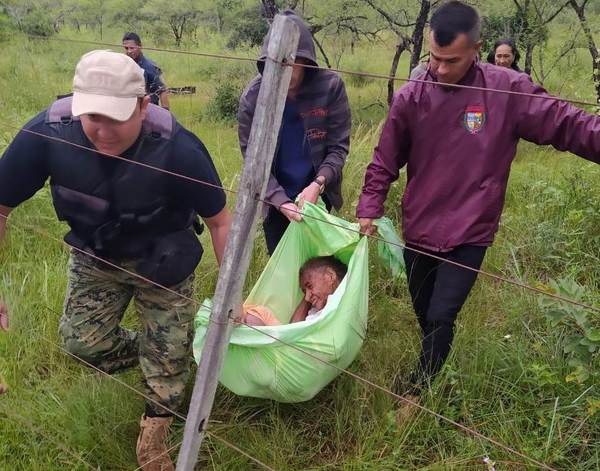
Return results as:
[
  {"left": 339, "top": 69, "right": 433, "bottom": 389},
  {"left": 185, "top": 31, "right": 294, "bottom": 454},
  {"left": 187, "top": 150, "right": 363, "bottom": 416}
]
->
[
  {"left": 487, "top": 38, "right": 521, "bottom": 71},
  {"left": 238, "top": 10, "right": 351, "bottom": 255},
  {"left": 123, "top": 32, "right": 171, "bottom": 109}
]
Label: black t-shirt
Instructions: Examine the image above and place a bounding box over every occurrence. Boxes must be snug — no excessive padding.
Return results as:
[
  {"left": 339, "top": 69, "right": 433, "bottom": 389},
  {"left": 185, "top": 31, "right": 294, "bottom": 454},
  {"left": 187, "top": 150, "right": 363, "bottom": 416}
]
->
[{"left": 0, "top": 110, "right": 226, "bottom": 241}]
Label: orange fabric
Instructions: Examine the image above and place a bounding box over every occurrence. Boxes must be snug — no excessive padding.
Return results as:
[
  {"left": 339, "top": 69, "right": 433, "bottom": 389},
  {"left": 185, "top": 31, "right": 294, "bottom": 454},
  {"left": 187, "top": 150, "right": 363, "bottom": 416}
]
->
[{"left": 242, "top": 304, "right": 282, "bottom": 326}]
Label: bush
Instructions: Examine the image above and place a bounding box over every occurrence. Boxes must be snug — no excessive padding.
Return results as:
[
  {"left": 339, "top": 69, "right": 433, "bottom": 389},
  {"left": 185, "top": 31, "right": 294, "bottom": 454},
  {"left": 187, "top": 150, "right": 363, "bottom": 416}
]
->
[
  {"left": 19, "top": 9, "right": 54, "bottom": 37},
  {"left": 194, "top": 60, "right": 255, "bottom": 83},
  {"left": 481, "top": 14, "right": 520, "bottom": 52},
  {"left": 538, "top": 277, "right": 600, "bottom": 386},
  {"left": 207, "top": 82, "right": 241, "bottom": 121},
  {"left": 0, "top": 13, "right": 15, "bottom": 42}
]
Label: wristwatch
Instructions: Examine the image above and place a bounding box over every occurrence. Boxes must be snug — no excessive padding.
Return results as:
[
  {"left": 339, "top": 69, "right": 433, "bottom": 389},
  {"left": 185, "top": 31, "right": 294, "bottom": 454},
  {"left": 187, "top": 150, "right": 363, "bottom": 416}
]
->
[{"left": 313, "top": 176, "right": 326, "bottom": 194}]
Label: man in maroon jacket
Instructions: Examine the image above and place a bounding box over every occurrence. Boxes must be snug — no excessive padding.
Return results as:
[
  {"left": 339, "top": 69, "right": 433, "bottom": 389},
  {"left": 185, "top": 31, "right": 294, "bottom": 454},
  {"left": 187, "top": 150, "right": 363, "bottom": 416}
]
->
[{"left": 357, "top": 1, "right": 600, "bottom": 408}]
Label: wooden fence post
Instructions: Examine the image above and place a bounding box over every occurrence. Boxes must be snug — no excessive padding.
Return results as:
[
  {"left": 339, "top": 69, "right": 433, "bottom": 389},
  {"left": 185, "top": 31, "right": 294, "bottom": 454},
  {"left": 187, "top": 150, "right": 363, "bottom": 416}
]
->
[{"left": 176, "top": 14, "right": 300, "bottom": 471}]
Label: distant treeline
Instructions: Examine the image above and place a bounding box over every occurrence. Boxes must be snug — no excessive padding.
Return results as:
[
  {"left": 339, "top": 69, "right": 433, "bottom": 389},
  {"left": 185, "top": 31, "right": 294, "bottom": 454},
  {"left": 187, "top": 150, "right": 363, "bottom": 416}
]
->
[{"left": 1, "top": 0, "right": 598, "bottom": 102}]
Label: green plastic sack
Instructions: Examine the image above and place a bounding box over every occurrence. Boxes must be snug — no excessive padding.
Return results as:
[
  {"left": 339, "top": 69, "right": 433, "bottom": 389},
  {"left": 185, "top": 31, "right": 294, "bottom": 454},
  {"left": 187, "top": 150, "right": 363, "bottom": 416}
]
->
[
  {"left": 376, "top": 217, "right": 405, "bottom": 278},
  {"left": 193, "top": 202, "right": 368, "bottom": 403}
]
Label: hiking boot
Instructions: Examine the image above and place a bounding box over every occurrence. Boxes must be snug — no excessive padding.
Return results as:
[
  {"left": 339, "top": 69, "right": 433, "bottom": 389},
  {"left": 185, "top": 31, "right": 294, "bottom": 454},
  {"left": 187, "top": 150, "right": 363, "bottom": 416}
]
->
[{"left": 136, "top": 415, "right": 175, "bottom": 471}]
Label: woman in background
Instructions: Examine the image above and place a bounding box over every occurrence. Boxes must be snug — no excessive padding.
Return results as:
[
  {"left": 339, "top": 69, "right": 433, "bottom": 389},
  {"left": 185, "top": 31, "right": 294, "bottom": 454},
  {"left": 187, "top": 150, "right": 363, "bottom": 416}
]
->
[{"left": 487, "top": 38, "right": 521, "bottom": 71}]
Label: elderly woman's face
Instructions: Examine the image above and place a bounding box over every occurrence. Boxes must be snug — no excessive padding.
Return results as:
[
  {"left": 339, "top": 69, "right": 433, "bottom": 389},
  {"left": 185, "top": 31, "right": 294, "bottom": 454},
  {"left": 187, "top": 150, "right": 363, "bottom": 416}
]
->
[
  {"left": 495, "top": 44, "right": 515, "bottom": 68},
  {"left": 300, "top": 267, "right": 340, "bottom": 311}
]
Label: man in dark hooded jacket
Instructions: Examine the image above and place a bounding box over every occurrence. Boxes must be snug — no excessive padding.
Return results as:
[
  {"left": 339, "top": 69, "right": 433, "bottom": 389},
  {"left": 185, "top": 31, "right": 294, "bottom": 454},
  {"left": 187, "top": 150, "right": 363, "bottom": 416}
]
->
[{"left": 238, "top": 10, "right": 351, "bottom": 254}]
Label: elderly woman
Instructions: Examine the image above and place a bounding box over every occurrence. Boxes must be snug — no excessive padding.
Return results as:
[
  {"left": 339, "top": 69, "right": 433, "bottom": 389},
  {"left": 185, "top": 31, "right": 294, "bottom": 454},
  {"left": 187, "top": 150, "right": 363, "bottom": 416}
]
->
[
  {"left": 487, "top": 38, "right": 521, "bottom": 71},
  {"left": 242, "top": 256, "right": 347, "bottom": 326}
]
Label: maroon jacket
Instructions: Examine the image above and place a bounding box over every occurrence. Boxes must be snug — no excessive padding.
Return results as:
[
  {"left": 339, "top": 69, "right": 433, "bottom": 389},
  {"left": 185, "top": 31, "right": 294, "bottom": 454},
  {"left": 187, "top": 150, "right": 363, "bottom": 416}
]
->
[{"left": 357, "top": 62, "right": 600, "bottom": 252}]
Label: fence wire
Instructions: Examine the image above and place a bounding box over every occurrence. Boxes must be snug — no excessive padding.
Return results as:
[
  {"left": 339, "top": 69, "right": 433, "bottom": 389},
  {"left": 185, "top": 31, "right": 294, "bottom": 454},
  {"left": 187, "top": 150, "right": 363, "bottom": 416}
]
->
[{"left": 3, "top": 30, "right": 597, "bottom": 470}]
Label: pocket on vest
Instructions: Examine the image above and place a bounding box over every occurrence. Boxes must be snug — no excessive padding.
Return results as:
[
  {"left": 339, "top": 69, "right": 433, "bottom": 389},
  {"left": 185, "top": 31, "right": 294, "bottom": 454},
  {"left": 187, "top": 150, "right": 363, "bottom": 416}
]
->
[
  {"left": 136, "top": 229, "right": 203, "bottom": 287},
  {"left": 51, "top": 185, "right": 110, "bottom": 226}
]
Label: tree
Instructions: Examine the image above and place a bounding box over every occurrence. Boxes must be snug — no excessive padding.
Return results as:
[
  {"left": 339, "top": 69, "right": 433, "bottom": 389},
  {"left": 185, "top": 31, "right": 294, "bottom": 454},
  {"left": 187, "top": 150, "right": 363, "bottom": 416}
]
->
[
  {"left": 511, "top": 0, "right": 571, "bottom": 75},
  {"left": 361, "top": 0, "right": 438, "bottom": 105},
  {"left": 1, "top": 0, "right": 62, "bottom": 35},
  {"left": 568, "top": 0, "right": 600, "bottom": 106},
  {"left": 409, "top": 0, "right": 431, "bottom": 72},
  {"left": 1, "top": 0, "right": 32, "bottom": 29},
  {"left": 61, "top": 0, "right": 108, "bottom": 38},
  {"left": 481, "top": 13, "right": 521, "bottom": 53},
  {"left": 142, "top": 0, "right": 201, "bottom": 46},
  {"left": 250, "top": 1, "right": 380, "bottom": 69},
  {"left": 532, "top": 27, "right": 581, "bottom": 86},
  {"left": 306, "top": 2, "right": 378, "bottom": 69},
  {"left": 261, "top": 0, "right": 278, "bottom": 20},
  {"left": 291, "top": 0, "right": 435, "bottom": 104},
  {"left": 213, "top": 0, "right": 243, "bottom": 33},
  {"left": 362, "top": 0, "right": 412, "bottom": 105},
  {"left": 226, "top": 3, "right": 269, "bottom": 49},
  {"left": 105, "top": 0, "right": 146, "bottom": 31}
]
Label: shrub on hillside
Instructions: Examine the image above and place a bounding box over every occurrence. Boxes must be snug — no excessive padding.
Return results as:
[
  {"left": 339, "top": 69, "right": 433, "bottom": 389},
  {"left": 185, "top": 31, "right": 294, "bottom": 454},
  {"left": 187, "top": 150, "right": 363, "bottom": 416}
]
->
[
  {"left": 207, "top": 82, "right": 241, "bottom": 121},
  {"left": 0, "top": 14, "right": 15, "bottom": 42},
  {"left": 19, "top": 9, "right": 54, "bottom": 37},
  {"left": 195, "top": 60, "right": 255, "bottom": 84}
]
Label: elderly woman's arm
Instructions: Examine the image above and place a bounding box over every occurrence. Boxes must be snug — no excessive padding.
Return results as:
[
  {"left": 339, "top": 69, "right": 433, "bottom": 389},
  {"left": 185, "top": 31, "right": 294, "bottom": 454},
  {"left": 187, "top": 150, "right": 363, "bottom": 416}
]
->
[{"left": 289, "top": 299, "right": 311, "bottom": 323}]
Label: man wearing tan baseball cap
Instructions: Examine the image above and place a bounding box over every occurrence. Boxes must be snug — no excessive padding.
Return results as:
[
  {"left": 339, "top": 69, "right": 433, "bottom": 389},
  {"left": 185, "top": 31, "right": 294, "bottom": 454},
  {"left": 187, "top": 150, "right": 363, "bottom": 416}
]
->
[
  {"left": 72, "top": 49, "right": 147, "bottom": 122},
  {"left": 0, "top": 49, "right": 232, "bottom": 470}
]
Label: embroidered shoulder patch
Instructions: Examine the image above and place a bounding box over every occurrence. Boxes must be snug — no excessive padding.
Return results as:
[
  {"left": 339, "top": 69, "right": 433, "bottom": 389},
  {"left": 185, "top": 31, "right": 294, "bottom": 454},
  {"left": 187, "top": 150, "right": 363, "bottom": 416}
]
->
[{"left": 463, "top": 105, "right": 486, "bottom": 134}]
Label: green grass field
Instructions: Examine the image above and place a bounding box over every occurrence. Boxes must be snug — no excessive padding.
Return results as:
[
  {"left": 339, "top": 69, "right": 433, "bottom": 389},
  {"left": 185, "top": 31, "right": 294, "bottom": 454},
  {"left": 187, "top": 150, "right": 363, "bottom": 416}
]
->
[{"left": 0, "top": 23, "right": 599, "bottom": 471}]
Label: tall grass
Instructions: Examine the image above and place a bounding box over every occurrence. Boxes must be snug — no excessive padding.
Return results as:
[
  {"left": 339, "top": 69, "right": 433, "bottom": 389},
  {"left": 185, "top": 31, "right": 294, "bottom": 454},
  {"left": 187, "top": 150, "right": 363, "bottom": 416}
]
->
[{"left": 0, "top": 25, "right": 599, "bottom": 470}]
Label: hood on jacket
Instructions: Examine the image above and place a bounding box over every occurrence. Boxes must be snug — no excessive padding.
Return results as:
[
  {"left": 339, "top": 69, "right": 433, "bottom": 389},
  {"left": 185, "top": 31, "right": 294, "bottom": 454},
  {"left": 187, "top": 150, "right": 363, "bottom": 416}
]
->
[{"left": 257, "top": 9, "right": 318, "bottom": 74}]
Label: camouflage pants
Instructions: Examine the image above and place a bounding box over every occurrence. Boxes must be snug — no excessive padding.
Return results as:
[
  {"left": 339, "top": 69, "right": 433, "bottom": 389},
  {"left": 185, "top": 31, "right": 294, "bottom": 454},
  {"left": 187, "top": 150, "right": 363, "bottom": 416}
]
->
[{"left": 59, "top": 250, "right": 196, "bottom": 416}]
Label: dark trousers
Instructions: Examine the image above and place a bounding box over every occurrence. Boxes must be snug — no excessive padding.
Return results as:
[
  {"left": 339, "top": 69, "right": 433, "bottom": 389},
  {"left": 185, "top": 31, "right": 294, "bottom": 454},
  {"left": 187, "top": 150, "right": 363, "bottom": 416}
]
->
[
  {"left": 402, "top": 244, "right": 487, "bottom": 394},
  {"left": 263, "top": 207, "right": 291, "bottom": 255}
]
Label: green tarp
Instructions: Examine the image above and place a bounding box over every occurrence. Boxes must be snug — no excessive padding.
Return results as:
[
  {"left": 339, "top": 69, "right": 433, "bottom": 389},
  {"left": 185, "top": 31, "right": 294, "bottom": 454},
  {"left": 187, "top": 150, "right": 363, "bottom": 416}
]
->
[{"left": 193, "top": 202, "right": 369, "bottom": 403}]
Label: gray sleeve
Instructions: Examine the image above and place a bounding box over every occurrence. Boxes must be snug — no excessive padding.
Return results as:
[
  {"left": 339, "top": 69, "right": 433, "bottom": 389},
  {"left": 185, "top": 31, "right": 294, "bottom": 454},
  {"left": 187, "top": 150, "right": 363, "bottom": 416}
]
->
[{"left": 319, "top": 75, "right": 351, "bottom": 185}]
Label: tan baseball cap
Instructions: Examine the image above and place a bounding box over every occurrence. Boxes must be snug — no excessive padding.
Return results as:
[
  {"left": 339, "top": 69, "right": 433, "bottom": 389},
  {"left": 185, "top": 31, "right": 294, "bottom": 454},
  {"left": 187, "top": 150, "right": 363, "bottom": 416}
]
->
[{"left": 71, "top": 50, "right": 146, "bottom": 122}]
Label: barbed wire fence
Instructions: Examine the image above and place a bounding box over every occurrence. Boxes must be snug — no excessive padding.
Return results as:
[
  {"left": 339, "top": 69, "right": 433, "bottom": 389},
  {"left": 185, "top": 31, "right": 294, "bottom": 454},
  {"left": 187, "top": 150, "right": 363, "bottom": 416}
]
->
[{"left": 2, "top": 30, "right": 599, "bottom": 470}]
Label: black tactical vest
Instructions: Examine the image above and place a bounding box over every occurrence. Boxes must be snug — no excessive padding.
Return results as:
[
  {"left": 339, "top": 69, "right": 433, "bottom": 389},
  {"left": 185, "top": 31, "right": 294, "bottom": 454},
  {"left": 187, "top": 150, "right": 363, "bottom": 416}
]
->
[{"left": 45, "top": 97, "right": 199, "bottom": 262}]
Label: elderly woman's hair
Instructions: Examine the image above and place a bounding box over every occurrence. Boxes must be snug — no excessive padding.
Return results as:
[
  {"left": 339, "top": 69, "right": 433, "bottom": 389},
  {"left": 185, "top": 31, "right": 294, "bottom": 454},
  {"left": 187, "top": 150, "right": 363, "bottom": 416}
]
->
[
  {"left": 487, "top": 38, "right": 521, "bottom": 71},
  {"left": 299, "top": 256, "right": 347, "bottom": 281}
]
